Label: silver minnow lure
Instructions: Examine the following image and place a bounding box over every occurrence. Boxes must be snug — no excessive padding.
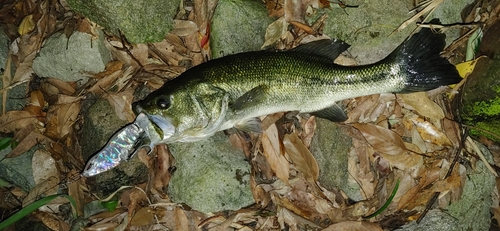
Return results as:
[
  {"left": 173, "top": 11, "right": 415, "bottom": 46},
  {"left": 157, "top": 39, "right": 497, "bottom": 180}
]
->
[{"left": 82, "top": 113, "right": 161, "bottom": 177}]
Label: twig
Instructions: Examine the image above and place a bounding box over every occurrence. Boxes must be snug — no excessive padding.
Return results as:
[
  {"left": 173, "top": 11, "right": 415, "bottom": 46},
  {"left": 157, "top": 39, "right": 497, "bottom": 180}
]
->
[
  {"left": 466, "top": 136, "right": 499, "bottom": 177},
  {"left": 417, "top": 129, "right": 468, "bottom": 223}
]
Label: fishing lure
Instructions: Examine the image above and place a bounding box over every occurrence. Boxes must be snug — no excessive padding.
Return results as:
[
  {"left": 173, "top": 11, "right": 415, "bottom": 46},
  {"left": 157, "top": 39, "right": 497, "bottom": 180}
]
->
[{"left": 82, "top": 113, "right": 160, "bottom": 177}]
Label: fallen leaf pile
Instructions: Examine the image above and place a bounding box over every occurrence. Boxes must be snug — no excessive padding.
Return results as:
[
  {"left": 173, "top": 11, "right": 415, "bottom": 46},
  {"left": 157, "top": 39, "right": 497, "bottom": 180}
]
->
[{"left": 0, "top": 0, "right": 499, "bottom": 230}]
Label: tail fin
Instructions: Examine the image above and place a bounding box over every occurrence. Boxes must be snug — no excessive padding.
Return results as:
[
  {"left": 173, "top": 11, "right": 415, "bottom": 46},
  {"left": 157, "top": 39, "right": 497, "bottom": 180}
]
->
[{"left": 392, "top": 19, "right": 461, "bottom": 93}]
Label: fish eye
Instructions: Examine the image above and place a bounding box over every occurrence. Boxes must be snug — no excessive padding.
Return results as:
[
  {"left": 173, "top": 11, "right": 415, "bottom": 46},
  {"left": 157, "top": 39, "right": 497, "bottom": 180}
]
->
[{"left": 156, "top": 96, "right": 170, "bottom": 109}]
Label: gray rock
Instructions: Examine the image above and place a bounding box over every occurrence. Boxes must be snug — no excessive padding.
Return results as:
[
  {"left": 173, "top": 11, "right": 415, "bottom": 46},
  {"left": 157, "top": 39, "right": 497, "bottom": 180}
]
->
[
  {"left": 310, "top": 118, "right": 359, "bottom": 199},
  {"left": 0, "top": 145, "right": 36, "bottom": 191},
  {"left": 432, "top": 0, "right": 475, "bottom": 45},
  {"left": 0, "top": 27, "right": 9, "bottom": 70},
  {"left": 397, "top": 209, "right": 459, "bottom": 231},
  {"left": 313, "top": 1, "right": 411, "bottom": 65},
  {"left": 0, "top": 29, "right": 26, "bottom": 113},
  {"left": 398, "top": 141, "right": 495, "bottom": 230},
  {"left": 67, "top": 0, "right": 181, "bottom": 44},
  {"left": 32, "top": 30, "right": 111, "bottom": 82},
  {"left": 315, "top": 0, "right": 473, "bottom": 64},
  {"left": 446, "top": 141, "right": 495, "bottom": 230},
  {"left": 168, "top": 132, "right": 253, "bottom": 213},
  {"left": 0, "top": 83, "right": 27, "bottom": 113},
  {"left": 211, "top": 0, "right": 273, "bottom": 58},
  {"left": 458, "top": 19, "right": 500, "bottom": 142},
  {"left": 80, "top": 98, "right": 148, "bottom": 197}
]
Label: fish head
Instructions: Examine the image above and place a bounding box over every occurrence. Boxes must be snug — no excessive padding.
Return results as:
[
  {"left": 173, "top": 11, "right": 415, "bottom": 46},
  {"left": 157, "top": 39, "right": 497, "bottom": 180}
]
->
[{"left": 133, "top": 82, "right": 229, "bottom": 142}]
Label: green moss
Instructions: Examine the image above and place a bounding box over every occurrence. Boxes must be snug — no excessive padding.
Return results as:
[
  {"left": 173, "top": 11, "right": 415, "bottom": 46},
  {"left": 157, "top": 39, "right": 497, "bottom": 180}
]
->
[
  {"left": 470, "top": 97, "right": 500, "bottom": 117},
  {"left": 470, "top": 121, "right": 500, "bottom": 142}
]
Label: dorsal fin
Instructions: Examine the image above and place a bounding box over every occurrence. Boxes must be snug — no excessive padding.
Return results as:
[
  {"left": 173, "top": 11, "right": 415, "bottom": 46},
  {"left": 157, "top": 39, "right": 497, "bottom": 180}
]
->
[{"left": 291, "top": 39, "right": 350, "bottom": 61}]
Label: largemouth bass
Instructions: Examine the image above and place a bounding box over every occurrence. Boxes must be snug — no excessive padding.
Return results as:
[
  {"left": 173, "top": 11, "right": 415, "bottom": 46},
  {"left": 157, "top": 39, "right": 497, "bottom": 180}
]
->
[{"left": 132, "top": 26, "right": 461, "bottom": 143}]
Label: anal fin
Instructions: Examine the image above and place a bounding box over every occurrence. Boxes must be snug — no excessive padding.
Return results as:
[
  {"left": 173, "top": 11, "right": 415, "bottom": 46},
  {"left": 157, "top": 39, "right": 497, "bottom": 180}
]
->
[{"left": 311, "top": 103, "right": 348, "bottom": 122}]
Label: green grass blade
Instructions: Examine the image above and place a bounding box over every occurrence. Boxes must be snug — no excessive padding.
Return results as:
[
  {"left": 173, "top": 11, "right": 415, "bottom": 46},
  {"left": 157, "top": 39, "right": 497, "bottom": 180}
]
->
[
  {"left": 0, "top": 194, "right": 77, "bottom": 230},
  {"left": 0, "top": 138, "right": 12, "bottom": 151},
  {"left": 363, "top": 178, "right": 401, "bottom": 219}
]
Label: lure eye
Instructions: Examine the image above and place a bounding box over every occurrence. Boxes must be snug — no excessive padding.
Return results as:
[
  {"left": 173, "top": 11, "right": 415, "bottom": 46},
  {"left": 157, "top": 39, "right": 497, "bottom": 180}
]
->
[{"left": 156, "top": 96, "right": 170, "bottom": 109}]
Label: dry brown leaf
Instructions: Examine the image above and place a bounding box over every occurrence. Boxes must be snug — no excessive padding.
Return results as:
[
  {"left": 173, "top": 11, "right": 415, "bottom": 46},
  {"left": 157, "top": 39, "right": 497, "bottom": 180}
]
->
[
  {"left": 378, "top": 152, "right": 422, "bottom": 170},
  {"left": 262, "top": 124, "right": 290, "bottom": 184},
  {"left": 299, "top": 115, "right": 316, "bottom": 148},
  {"left": 377, "top": 143, "right": 423, "bottom": 170},
  {"left": 493, "top": 207, "right": 500, "bottom": 228},
  {"left": 443, "top": 118, "right": 460, "bottom": 147},
  {"left": 283, "top": 133, "right": 319, "bottom": 181},
  {"left": 95, "top": 60, "right": 124, "bottom": 79},
  {"left": 352, "top": 123, "right": 407, "bottom": 155},
  {"left": 261, "top": 112, "right": 284, "bottom": 131},
  {"left": 45, "top": 78, "right": 76, "bottom": 95},
  {"left": 431, "top": 174, "right": 461, "bottom": 192},
  {"left": 24, "top": 105, "right": 45, "bottom": 121},
  {"left": 323, "top": 221, "right": 383, "bottom": 231},
  {"left": 400, "top": 92, "right": 445, "bottom": 119},
  {"left": 44, "top": 101, "right": 80, "bottom": 139},
  {"left": 411, "top": 117, "right": 452, "bottom": 146},
  {"left": 171, "top": 20, "right": 199, "bottom": 37},
  {"left": 77, "top": 18, "right": 100, "bottom": 38},
  {"left": 265, "top": 0, "right": 284, "bottom": 17},
  {"left": 105, "top": 89, "right": 135, "bottom": 122},
  {"left": 0, "top": 110, "right": 42, "bottom": 133},
  {"left": 130, "top": 207, "right": 154, "bottom": 226},
  {"left": 284, "top": 0, "right": 309, "bottom": 23},
  {"left": 398, "top": 166, "right": 441, "bottom": 210},
  {"left": 290, "top": 21, "right": 313, "bottom": 34},
  {"left": 400, "top": 173, "right": 461, "bottom": 211},
  {"left": 392, "top": 0, "right": 444, "bottom": 33},
  {"left": 346, "top": 95, "right": 380, "bottom": 123},
  {"left": 18, "top": 14, "right": 35, "bottom": 35},
  {"left": 12, "top": 51, "right": 35, "bottom": 85},
  {"left": 67, "top": 170, "right": 85, "bottom": 216},
  {"left": 53, "top": 95, "right": 82, "bottom": 105},
  {"left": 408, "top": 123, "right": 428, "bottom": 153},
  {"left": 22, "top": 176, "right": 59, "bottom": 207},
  {"left": 30, "top": 90, "right": 45, "bottom": 107},
  {"left": 252, "top": 179, "right": 271, "bottom": 208},
  {"left": 152, "top": 144, "right": 172, "bottom": 190},
  {"left": 274, "top": 194, "right": 310, "bottom": 219},
  {"left": 174, "top": 206, "right": 189, "bottom": 230},
  {"left": 1, "top": 52, "right": 12, "bottom": 115},
  {"left": 7, "top": 130, "right": 53, "bottom": 158},
  {"left": 32, "top": 210, "right": 64, "bottom": 231},
  {"left": 350, "top": 139, "right": 376, "bottom": 199},
  {"left": 105, "top": 40, "right": 148, "bottom": 67},
  {"left": 262, "top": 17, "right": 289, "bottom": 50},
  {"left": 88, "top": 69, "right": 123, "bottom": 94},
  {"left": 130, "top": 43, "right": 150, "bottom": 66}
]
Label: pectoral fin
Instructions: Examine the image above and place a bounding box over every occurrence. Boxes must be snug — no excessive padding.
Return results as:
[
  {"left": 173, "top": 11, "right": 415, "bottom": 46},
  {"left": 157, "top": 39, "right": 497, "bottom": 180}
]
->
[
  {"left": 311, "top": 103, "right": 348, "bottom": 122},
  {"left": 230, "top": 85, "right": 269, "bottom": 111}
]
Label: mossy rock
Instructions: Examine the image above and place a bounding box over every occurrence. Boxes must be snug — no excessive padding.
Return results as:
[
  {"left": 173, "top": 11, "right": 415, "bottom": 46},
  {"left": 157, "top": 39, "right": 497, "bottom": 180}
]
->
[{"left": 459, "top": 20, "right": 500, "bottom": 142}]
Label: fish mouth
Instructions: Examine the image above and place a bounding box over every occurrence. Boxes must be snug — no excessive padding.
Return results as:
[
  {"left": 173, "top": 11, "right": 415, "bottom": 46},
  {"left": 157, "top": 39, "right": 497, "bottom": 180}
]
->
[{"left": 145, "top": 114, "right": 176, "bottom": 140}]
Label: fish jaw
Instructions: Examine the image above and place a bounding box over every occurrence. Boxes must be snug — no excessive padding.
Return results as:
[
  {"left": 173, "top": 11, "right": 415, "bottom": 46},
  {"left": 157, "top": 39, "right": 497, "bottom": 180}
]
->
[{"left": 147, "top": 114, "right": 176, "bottom": 140}]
